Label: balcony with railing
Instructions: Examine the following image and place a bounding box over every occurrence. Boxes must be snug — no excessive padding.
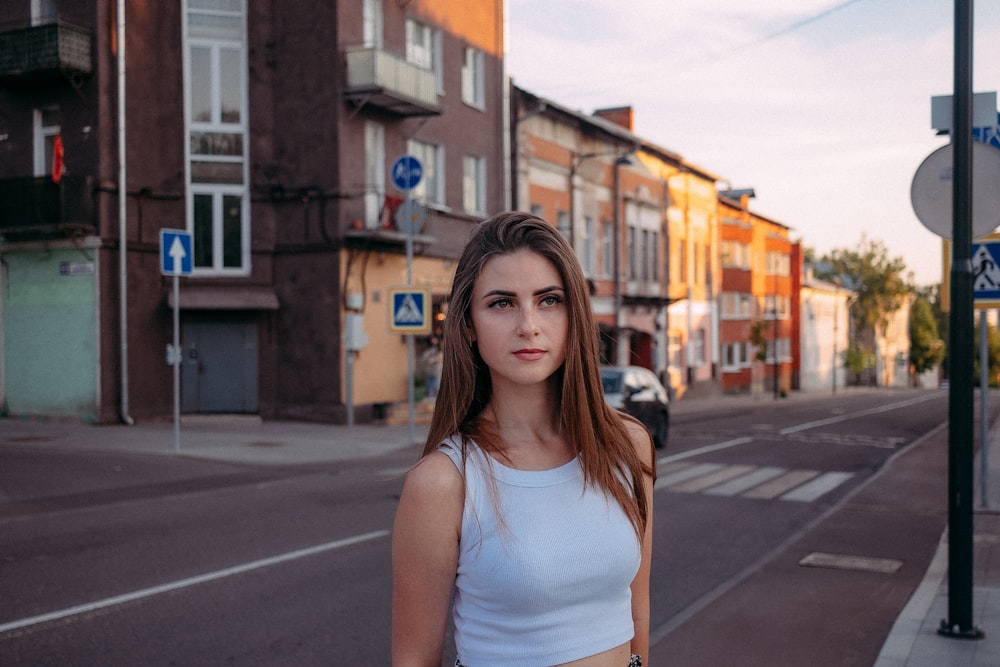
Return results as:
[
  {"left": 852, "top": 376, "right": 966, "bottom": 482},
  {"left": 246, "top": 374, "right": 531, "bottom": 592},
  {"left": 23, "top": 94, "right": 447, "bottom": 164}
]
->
[
  {"left": 0, "top": 21, "right": 93, "bottom": 84},
  {"left": 344, "top": 47, "right": 440, "bottom": 116},
  {"left": 0, "top": 176, "right": 96, "bottom": 242}
]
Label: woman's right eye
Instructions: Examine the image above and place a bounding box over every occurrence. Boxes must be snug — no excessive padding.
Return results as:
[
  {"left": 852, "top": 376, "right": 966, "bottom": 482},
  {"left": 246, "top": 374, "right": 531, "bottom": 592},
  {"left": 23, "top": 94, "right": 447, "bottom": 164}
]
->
[{"left": 488, "top": 298, "right": 513, "bottom": 309}]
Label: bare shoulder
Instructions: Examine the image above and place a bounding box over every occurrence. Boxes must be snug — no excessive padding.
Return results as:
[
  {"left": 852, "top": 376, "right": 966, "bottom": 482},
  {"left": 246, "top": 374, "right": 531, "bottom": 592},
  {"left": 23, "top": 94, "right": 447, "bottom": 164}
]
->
[
  {"left": 401, "top": 450, "right": 464, "bottom": 504},
  {"left": 619, "top": 413, "right": 656, "bottom": 467}
]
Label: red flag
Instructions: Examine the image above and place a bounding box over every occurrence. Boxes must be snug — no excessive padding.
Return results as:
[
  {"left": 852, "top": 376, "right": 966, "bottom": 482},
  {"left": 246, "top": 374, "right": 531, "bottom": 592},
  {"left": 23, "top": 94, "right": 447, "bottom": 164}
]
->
[{"left": 51, "top": 135, "right": 64, "bottom": 183}]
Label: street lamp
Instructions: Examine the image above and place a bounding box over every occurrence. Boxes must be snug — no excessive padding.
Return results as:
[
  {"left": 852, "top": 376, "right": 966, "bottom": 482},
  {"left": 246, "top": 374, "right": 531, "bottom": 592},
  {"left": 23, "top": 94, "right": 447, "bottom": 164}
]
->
[{"left": 613, "top": 154, "right": 633, "bottom": 367}]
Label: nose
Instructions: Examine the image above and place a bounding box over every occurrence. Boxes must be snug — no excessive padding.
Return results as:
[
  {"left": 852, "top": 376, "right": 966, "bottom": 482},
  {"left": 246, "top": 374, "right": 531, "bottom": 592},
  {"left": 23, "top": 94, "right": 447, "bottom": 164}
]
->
[{"left": 517, "top": 305, "right": 540, "bottom": 337}]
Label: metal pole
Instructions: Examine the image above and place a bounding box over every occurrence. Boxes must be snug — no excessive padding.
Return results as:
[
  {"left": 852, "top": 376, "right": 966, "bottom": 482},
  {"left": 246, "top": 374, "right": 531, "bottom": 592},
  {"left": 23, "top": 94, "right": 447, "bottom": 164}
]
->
[
  {"left": 980, "top": 311, "right": 989, "bottom": 509},
  {"left": 613, "top": 159, "right": 624, "bottom": 366},
  {"left": 405, "top": 192, "right": 416, "bottom": 445},
  {"left": 939, "top": 0, "right": 983, "bottom": 640},
  {"left": 173, "top": 274, "right": 180, "bottom": 451},
  {"left": 117, "top": 0, "right": 132, "bottom": 425}
]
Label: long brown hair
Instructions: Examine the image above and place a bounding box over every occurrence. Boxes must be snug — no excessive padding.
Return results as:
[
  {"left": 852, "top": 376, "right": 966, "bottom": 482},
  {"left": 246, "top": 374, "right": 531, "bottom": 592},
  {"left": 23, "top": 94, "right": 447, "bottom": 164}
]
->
[{"left": 422, "top": 211, "right": 653, "bottom": 538}]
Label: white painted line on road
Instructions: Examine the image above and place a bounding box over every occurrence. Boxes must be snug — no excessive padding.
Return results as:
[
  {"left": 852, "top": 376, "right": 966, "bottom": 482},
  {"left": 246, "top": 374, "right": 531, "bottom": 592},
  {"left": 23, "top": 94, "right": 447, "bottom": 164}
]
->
[
  {"left": 654, "top": 463, "right": 724, "bottom": 491},
  {"left": 779, "top": 394, "right": 939, "bottom": 435},
  {"left": 669, "top": 464, "right": 756, "bottom": 494},
  {"left": 0, "top": 530, "right": 390, "bottom": 635},
  {"left": 657, "top": 436, "right": 753, "bottom": 466},
  {"left": 742, "top": 470, "right": 820, "bottom": 500},
  {"left": 705, "top": 466, "right": 787, "bottom": 497},
  {"left": 781, "top": 471, "right": 854, "bottom": 502}
]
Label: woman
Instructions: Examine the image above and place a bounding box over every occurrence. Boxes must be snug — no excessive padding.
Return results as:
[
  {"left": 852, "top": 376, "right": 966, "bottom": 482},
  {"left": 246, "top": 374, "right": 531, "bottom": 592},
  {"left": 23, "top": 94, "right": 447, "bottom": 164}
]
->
[{"left": 392, "top": 212, "right": 655, "bottom": 667}]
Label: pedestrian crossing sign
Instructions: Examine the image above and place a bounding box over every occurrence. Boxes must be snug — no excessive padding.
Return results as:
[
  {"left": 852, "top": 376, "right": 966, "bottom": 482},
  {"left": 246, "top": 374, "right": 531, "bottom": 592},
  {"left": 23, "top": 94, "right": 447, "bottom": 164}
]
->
[
  {"left": 389, "top": 287, "right": 431, "bottom": 334},
  {"left": 973, "top": 241, "right": 1000, "bottom": 304}
]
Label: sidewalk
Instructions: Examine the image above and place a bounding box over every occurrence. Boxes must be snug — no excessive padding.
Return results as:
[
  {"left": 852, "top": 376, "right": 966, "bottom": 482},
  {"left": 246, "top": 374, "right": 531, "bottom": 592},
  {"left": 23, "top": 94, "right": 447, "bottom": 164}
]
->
[
  {"left": 1, "top": 389, "right": 999, "bottom": 665},
  {"left": 873, "top": 412, "right": 1000, "bottom": 666}
]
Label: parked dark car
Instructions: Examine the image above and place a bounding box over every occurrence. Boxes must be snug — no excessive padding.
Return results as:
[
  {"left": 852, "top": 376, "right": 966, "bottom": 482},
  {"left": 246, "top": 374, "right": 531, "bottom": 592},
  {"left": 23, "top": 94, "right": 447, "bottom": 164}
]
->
[{"left": 600, "top": 366, "right": 670, "bottom": 449}]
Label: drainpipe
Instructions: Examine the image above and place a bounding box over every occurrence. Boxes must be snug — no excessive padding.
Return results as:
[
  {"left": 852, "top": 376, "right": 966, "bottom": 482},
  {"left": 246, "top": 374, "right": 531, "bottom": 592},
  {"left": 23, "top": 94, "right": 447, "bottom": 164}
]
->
[{"left": 118, "top": 0, "right": 133, "bottom": 424}]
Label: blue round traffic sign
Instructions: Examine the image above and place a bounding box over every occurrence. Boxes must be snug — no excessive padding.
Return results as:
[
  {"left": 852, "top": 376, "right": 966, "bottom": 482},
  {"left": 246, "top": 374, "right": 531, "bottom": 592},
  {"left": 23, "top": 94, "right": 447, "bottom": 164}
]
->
[{"left": 391, "top": 155, "right": 423, "bottom": 191}]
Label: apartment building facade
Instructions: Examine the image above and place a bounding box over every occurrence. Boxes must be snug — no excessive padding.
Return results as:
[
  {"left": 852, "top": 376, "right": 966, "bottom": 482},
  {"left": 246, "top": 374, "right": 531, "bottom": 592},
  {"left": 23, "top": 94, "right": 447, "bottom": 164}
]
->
[
  {"left": 718, "top": 194, "right": 798, "bottom": 395},
  {"left": 511, "top": 87, "right": 720, "bottom": 397},
  {"left": 0, "top": 0, "right": 505, "bottom": 423}
]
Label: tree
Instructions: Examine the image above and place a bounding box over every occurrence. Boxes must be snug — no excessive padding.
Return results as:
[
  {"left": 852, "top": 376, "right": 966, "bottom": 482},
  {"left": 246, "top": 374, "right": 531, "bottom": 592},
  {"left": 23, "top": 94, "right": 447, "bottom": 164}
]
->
[
  {"left": 908, "top": 296, "right": 944, "bottom": 380},
  {"left": 816, "top": 236, "right": 914, "bottom": 386}
]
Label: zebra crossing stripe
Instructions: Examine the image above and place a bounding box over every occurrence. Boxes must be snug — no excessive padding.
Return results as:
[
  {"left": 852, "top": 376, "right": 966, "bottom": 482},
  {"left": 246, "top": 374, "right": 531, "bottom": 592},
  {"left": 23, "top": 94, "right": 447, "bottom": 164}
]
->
[
  {"left": 654, "top": 461, "right": 854, "bottom": 503},
  {"left": 705, "top": 466, "right": 787, "bottom": 497},
  {"left": 670, "top": 464, "right": 756, "bottom": 494},
  {"left": 654, "top": 463, "right": 724, "bottom": 491},
  {"left": 780, "top": 471, "right": 855, "bottom": 502},
  {"left": 742, "top": 470, "right": 820, "bottom": 499}
]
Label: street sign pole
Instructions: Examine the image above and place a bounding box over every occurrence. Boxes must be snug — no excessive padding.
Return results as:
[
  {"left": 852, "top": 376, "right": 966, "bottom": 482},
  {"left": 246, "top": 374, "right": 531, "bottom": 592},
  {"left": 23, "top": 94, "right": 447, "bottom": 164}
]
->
[
  {"left": 405, "top": 189, "right": 416, "bottom": 445},
  {"left": 160, "top": 229, "right": 192, "bottom": 453},
  {"left": 390, "top": 156, "right": 424, "bottom": 445},
  {"left": 173, "top": 273, "right": 181, "bottom": 452},
  {"left": 940, "top": 0, "right": 984, "bottom": 640}
]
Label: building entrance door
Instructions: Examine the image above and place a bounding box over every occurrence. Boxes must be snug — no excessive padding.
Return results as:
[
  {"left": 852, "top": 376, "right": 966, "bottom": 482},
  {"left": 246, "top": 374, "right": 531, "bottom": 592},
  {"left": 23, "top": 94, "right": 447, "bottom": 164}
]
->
[{"left": 181, "top": 315, "right": 258, "bottom": 413}]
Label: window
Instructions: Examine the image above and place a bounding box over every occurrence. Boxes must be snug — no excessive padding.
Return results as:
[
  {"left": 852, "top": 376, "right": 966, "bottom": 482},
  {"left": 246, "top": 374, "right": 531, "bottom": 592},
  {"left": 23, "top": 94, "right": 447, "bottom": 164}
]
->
[
  {"left": 581, "top": 216, "right": 595, "bottom": 276},
  {"left": 461, "top": 46, "right": 485, "bottom": 108},
  {"left": 185, "top": 0, "right": 249, "bottom": 274},
  {"left": 364, "top": 121, "right": 385, "bottom": 228},
  {"left": 556, "top": 210, "right": 570, "bottom": 242},
  {"left": 530, "top": 203, "right": 544, "bottom": 219},
  {"left": 462, "top": 155, "right": 486, "bottom": 214},
  {"left": 721, "top": 292, "right": 752, "bottom": 319},
  {"left": 766, "top": 251, "right": 790, "bottom": 276},
  {"left": 33, "top": 107, "right": 60, "bottom": 177},
  {"left": 600, "top": 219, "right": 613, "bottom": 278},
  {"left": 407, "top": 139, "right": 444, "bottom": 205},
  {"left": 691, "top": 329, "right": 706, "bottom": 366},
  {"left": 31, "top": 0, "right": 56, "bottom": 24},
  {"left": 625, "top": 201, "right": 659, "bottom": 282},
  {"left": 406, "top": 19, "right": 442, "bottom": 92},
  {"left": 362, "top": 0, "right": 383, "bottom": 48},
  {"left": 721, "top": 240, "right": 750, "bottom": 269}
]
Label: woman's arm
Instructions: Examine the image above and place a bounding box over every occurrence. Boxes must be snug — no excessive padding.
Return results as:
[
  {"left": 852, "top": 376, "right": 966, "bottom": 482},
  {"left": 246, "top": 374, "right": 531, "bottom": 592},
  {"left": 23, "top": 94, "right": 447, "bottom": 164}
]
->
[
  {"left": 391, "top": 452, "right": 464, "bottom": 667},
  {"left": 627, "top": 421, "right": 656, "bottom": 663}
]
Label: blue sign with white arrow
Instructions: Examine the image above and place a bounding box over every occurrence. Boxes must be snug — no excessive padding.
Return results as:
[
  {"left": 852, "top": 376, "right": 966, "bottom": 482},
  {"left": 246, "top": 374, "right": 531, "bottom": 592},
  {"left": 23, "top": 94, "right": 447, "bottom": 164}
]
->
[
  {"left": 390, "top": 155, "right": 423, "bottom": 191},
  {"left": 160, "top": 229, "right": 193, "bottom": 276}
]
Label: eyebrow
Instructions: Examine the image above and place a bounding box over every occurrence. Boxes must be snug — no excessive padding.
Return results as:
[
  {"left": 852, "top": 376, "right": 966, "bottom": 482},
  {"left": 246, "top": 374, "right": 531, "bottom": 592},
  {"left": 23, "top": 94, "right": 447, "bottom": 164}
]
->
[{"left": 481, "top": 285, "right": 565, "bottom": 298}]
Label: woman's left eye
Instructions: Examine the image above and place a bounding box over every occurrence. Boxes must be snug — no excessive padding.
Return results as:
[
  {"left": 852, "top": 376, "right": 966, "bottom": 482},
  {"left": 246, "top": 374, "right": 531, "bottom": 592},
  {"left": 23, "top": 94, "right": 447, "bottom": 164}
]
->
[{"left": 540, "top": 294, "right": 562, "bottom": 306}]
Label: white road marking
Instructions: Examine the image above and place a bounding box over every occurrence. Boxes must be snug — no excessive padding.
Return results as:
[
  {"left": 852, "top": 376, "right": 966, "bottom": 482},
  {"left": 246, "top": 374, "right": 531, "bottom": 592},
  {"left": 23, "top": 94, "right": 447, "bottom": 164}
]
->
[
  {"left": 781, "top": 471, "right": 855, "bottom": 502},
  {"left": 705, "top": 466, "right": 787, "bottom": 497},
  {"left": 0, "top": 530, "right": 390, "bottom": 635},
  {"left": 779, "top": 394, "right": 939, "bottom": 435}
]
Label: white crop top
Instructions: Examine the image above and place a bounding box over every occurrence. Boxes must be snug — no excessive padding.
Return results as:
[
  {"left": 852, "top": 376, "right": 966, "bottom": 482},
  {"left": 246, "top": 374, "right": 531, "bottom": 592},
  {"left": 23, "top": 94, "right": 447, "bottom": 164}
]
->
[{"left": 439, "top": 436, "right": 640, "bottom": 667}]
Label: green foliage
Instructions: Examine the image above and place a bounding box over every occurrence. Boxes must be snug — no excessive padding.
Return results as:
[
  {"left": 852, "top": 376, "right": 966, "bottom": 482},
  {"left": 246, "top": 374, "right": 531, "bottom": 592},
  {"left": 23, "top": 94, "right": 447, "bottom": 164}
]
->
[
  {"left": 815, "top": 237, "right": 914, "bottom": 384},
  {"left": 973, "top": 320, "right": 1000, "bottom": 388},
  {"left": 908, "top": 297, "right": 944, "bottom": 375}
]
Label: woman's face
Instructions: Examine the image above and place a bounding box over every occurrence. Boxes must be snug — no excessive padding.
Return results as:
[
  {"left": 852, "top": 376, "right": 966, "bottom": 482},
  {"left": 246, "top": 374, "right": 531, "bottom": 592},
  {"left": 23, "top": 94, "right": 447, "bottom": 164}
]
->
[{"left": 469, "top": 249, "right": 569, "bottom": 392}]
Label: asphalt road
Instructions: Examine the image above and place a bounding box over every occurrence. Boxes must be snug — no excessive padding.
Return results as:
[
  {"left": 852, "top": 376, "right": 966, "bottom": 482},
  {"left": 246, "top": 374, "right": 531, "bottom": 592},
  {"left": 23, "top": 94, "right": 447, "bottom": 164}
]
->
[{"left": 0, "top": 388, "right": 986, "bottom": 665}]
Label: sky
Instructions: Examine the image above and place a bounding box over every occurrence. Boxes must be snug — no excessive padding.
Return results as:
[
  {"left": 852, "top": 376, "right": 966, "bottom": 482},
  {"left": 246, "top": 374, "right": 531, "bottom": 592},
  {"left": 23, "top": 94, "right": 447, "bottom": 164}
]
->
[{"left": 505, "top": 0, "right": 1000, "bottom": 288}]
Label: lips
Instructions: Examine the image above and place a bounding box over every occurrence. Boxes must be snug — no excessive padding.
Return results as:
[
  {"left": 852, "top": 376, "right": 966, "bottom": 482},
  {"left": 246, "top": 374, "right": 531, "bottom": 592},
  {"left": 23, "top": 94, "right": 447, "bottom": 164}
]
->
[{"left": 513, "top": 349, "right": 546, "bottom": 361}]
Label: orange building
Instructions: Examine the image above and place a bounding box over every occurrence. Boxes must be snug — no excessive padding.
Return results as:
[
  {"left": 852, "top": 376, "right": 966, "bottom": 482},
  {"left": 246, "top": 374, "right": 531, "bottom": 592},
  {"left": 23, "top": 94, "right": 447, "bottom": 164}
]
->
[{"left": 718, "top": 194, "right": 799, "bottom": 395}]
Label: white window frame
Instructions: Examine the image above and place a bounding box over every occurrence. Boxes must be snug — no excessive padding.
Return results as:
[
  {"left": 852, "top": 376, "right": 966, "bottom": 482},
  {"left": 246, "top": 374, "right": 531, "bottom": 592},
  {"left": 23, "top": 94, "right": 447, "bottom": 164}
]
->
[
  {"left": 362, "top": 0, "right": 383, "bottom": 48},
  {"left": 406, "top": 19, "right": 442, "bottom": 93},
  {"left": 600, "top": 219, "right": 613, "bottom": 278},
  {"left": 183, "top": 0, "right": 250, "bottom": 275},
  {"left": 581, "top": 215, "right": 595, "bottom": 276},
  {"left": 462, "top": 154, "right": 486, "bottom": 215},
  {"left": 461, "top": 46, "right": 485, "bottom": 109},
  {"left": 33, "top": 107, "right": 60, "bottom": 177},
  {"left": 407, "top": 139, "right": 444, "bottom": 206},
  {"left": 364, "top": 121, "right": 385, "bottom": 228},
  {"left": 31, "top": 0, "right": 57, "bottom": 25},
  {"left": 556, "top": 210, "right": 570, "bottom": 242}
]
